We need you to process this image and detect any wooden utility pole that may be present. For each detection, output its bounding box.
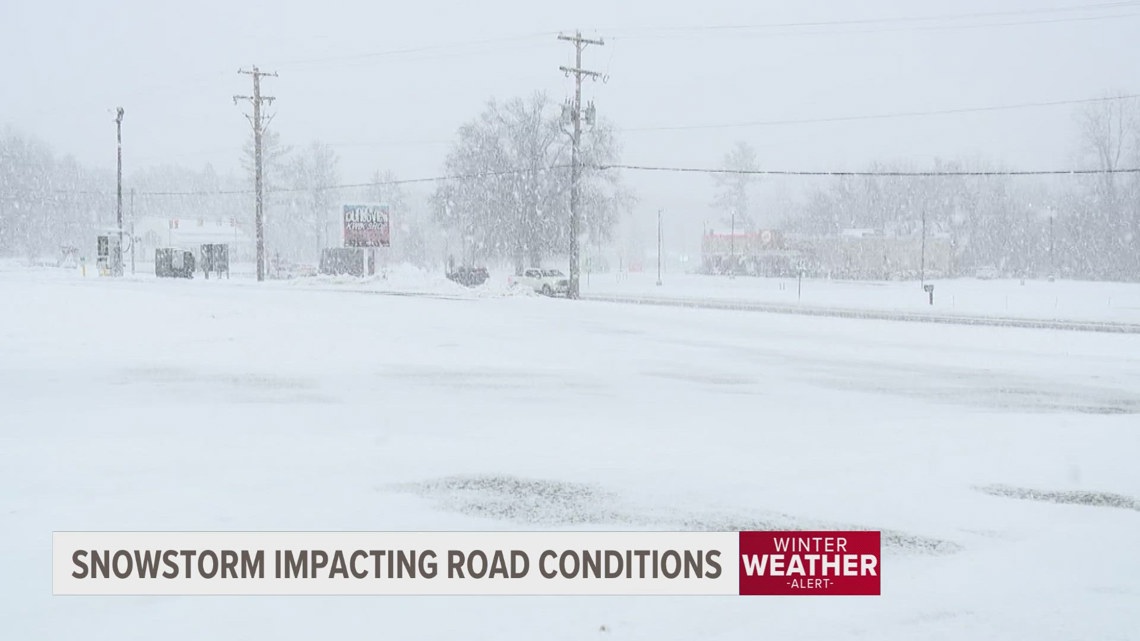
[559,31,604,299]
[235,66,277,282]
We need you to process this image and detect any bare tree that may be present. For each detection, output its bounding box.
[1075,93,1140,277]
[279,141,339,261]
[432,91,631,273]
[365,170,407,215]
[366,170,432,267]
[242,128,292,203]
[711,141,761,231]
[0,128,108,260]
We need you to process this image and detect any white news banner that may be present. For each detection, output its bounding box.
[53,531,741,596]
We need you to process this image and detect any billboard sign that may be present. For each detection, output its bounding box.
[343,204,390,248]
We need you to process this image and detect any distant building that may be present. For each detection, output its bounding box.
[788,230,953,280]
[700,229,800,276]
[132,216,254,264]
[698,227,955,280]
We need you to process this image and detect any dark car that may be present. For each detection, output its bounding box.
[447,266,490,287]
[319,248,366,277]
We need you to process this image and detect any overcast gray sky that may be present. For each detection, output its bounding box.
[2,0,1137,238]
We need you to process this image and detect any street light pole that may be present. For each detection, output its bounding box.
[115,107,124,277]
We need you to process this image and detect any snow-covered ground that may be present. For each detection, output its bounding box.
[2,266,1139,640]
[581,271,1140,325]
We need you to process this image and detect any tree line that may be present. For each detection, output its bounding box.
[2,92,1138,281]
[717,95,1140,281]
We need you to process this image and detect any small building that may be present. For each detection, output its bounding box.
[789,230,953,280]
[700,229,801,276]
[132,216,254,264]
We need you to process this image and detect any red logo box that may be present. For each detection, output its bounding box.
[738,531,880,595]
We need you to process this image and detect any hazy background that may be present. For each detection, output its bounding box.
[1,0,1137,245]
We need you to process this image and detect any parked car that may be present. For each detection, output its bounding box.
[319,248,366,277]
[509,268,570,296]
[447,265,490,287]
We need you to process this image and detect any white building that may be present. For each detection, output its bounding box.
[131,215,255,264]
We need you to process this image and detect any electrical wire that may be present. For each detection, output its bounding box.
[621,93,1140,133]
[595,163,1140,176]
[30,162,1138,201]
[269,32,559,67]
[603,0,1140,36]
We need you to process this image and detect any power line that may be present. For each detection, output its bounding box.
[605,1,1140,37]
[270,32,558,67]
[322,138,452,149]
[241,2,1140,71]
[74,165,575,198]
[122,91,1140,164]
[130,137,453,163]
[123,90,1140,165]
[313,165,575,191]
[595,163,1140,177]
[38,162,1140,202]
[622,93,1140,133]
[711,11,1140,39]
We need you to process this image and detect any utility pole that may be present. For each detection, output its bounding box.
[115,107,124,277]
[656,209,663,286]
[235,66,278,282]
[559,30,604,300]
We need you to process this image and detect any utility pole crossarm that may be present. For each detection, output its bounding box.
[238,67,278,78]
[559,66,603,80]
[558,33,605,46]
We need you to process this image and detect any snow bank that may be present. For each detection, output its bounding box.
[277,263,538,299]
[583,272,1140,324]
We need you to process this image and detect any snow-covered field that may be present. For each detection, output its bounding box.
[2,265,1139,640]
[581,271,1140,325]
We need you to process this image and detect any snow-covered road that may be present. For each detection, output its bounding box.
[2,268,1138,640]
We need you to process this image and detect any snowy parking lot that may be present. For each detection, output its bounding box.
[2,267,1139,640]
